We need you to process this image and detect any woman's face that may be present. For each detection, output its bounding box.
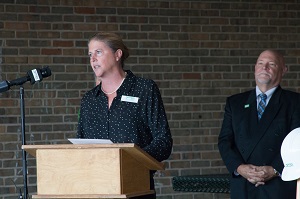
[88,39,119,78]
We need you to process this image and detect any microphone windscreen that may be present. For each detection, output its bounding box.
[41,66,52,78]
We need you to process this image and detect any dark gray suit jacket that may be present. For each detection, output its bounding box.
[218,86,300,199]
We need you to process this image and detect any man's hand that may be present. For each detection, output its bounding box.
[237,164,277,187]
[254,166,277,186]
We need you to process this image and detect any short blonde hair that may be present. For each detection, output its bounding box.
[89,32,129,68]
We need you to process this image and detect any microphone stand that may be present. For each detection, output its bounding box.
[0,67,51,199]
[20,86,28,199]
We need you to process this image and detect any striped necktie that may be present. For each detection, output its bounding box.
[258,93,267,120]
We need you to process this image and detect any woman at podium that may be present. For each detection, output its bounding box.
[77,32,173,198]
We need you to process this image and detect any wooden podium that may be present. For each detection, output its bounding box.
[23,143,164,199]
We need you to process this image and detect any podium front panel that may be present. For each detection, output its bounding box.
[36,148,122,195]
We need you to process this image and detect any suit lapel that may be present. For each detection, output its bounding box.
[242,89,257,139]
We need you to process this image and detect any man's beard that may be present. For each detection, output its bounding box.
[256,72,271,84]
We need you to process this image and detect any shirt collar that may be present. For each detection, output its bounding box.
[256,86,277,99]
[93,70,134,97]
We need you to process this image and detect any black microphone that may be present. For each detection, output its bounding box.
[0,66,51,93]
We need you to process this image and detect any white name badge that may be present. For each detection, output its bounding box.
[121,95,139,103]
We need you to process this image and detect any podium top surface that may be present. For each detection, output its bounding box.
[23,143,164,170]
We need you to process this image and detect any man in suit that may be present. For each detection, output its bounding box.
[218,49,300,199]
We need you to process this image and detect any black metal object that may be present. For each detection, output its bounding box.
[172,174,230,193]
[20,86,28,199]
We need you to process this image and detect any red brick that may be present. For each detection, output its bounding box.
[74,7,95,14]
[53,40,74,47]
[41,48,62,55]
[5,22,28,30]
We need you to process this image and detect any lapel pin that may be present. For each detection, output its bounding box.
[244,104,250,108]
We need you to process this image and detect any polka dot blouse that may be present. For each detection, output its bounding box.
[77,70,173,162]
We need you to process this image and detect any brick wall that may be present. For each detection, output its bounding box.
[0,1,300,198]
